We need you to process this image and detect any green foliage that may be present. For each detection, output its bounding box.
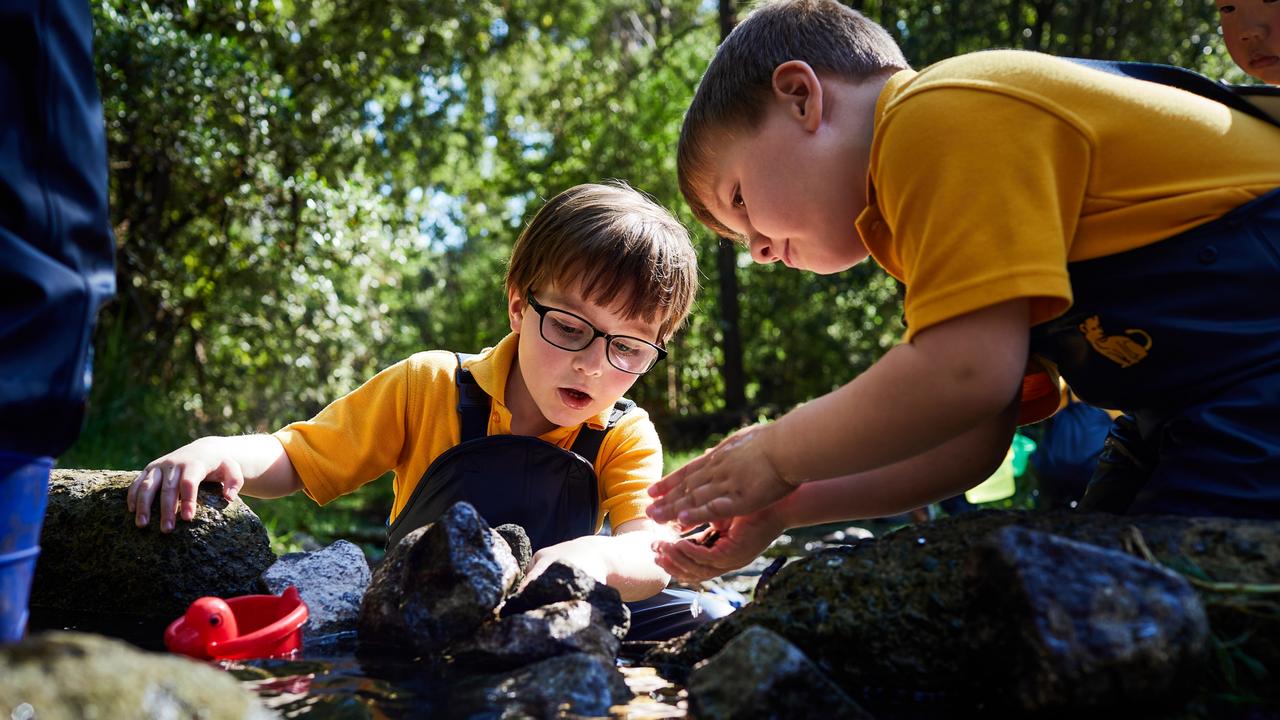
[71,0,1248,481]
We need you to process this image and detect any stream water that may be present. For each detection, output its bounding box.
[30,609,689,718]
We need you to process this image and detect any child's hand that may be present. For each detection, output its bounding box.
[518,538,610,592]
[127,437,245,533]
[651,508,788,583]
[646,423,796,527]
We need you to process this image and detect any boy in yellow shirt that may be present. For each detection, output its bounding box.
[647,0,1280,581]
[128,182,727,638]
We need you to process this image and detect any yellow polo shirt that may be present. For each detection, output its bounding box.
[858,50,1280,338]
[273,333,661,531]
[855,50,1280,422]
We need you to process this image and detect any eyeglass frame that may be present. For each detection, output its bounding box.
[525,291,668,375]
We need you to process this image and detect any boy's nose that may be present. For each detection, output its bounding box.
[572,338,607,376]
[749,234,780,264]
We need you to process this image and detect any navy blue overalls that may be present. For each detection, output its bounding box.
[1029,62,1280,518]
[385,354,734,640]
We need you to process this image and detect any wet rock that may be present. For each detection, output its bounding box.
[453,652,632,718]
[450,599,621,670]
[259,539,371,643]
[500,561,630,639]
[495,523,532,575]
[358,501,519,654]
[31,469,275,620]
[645,510,1280,710]
[688,625,873,720]
[0,631,271,719]
[969,526,1209,711]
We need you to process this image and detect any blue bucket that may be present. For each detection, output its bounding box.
[0,451,53,643]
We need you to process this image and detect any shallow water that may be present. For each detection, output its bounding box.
[29,608,688,718]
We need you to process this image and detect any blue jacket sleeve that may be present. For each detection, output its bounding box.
[0,0,116,456]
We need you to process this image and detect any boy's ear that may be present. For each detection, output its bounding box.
[508,286,525,334]
[771,60,823,133]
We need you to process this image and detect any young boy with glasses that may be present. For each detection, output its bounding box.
[127,182,726,638]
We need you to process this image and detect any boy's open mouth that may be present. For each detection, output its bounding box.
[558,387,593,409]
[1250,53,1278,70]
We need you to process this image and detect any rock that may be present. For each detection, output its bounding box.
[259,539,371,643]
[453,652,632,718]
[495,523,532,575]
[645,510,1280,710]
[0,631,271,720]
[450,599,621,670]
[358,501,519,655]
[969,527,1209,711]
[688,625,873,720]
[499,561,630,639]
[31,469,275,620]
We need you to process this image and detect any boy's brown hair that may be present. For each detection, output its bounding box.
[678,0,909,237]
[506,181,699,343]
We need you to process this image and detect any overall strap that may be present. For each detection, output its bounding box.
[454,352,490,443]
[1070,58,1280,128]
[569,398,636,467]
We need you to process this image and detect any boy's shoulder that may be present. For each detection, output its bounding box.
[397,349,466,383]
[889,49,1127,106]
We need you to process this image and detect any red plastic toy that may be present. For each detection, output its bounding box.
[164,585,309,661]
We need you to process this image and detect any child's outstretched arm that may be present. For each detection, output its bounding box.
[127,434,302,532]
[648,298,1030,527]
[652,409,1015,581]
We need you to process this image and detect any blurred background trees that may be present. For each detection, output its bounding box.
[70,0,1247,471]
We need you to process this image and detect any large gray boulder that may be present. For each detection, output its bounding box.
[969,526,1209,710]
[647,510,1279,711]
[32,469,275,620]
[358,501,519,654]
[0,631,271,720]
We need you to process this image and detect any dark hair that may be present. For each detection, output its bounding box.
[505,182,699,342]
[678,0,908,237]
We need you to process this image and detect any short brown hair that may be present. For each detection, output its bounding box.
[679,0,908,237]
[506,182,698,343]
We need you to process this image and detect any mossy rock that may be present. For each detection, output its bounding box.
[0,631,271,719]
[31,469,276,620]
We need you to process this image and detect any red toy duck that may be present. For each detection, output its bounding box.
[165,585,308,661]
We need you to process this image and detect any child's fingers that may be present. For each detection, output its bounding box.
[131,466,161,527]
[219,459,245,504]
[657,541,725,582]
[158,465,182,532]
[177,462,208,522]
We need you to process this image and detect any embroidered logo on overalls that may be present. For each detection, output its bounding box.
[1078,315,1152,368]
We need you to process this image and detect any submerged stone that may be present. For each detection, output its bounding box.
[688,625,873,720]
[450,599,621,670]
[453,651,632,717]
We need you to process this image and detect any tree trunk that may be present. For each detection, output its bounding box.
[715,0,747,415]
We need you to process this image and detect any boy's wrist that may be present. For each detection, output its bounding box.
[757,421,802,488]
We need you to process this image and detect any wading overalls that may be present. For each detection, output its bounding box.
[385,354,734,639]
[1030,61,1280,518]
